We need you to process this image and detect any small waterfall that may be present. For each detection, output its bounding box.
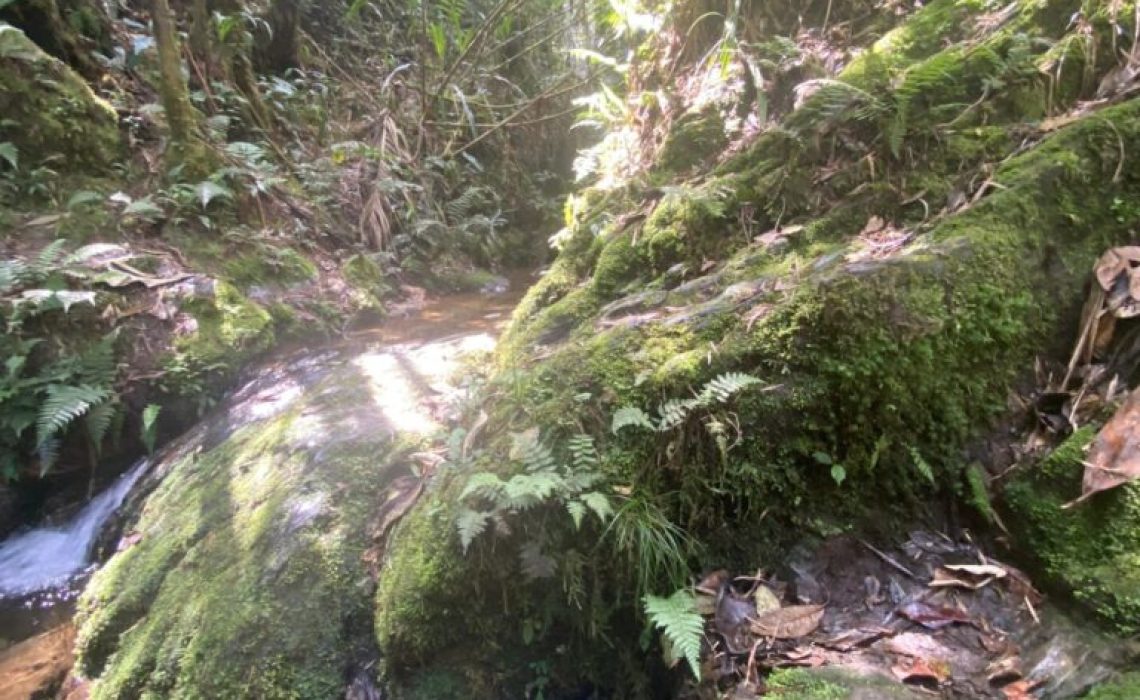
[0,459,148,598]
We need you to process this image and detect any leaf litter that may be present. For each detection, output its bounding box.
[676,531,1100,699]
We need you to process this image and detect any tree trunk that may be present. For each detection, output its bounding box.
[150,0,204,166]
[255,0,300,73]
[213,0,273,133]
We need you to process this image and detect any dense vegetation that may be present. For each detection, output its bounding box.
[5,0,1140,697]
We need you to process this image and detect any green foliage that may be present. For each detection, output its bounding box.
[140,404,161,455]
[642,589,703,678]
[455,429,611,552]
[0,242,121,478]
[613,372,765,433]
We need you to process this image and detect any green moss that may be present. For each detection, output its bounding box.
[222,248,317,288]
[1084,673,1140,699]
[0,24,120,171]
[1006,426,1140,632]
[658,106,728,172]
[766,668,913,699]
[75,365,402,698]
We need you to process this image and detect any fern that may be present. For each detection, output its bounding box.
[643,589,704,678]
[579,491,613,522]
[567,433,598,471]
[612,406,656,433]
[36,384,110,452]
[84,400,118,458]
[695,372,763,404]
[456,508,491,552]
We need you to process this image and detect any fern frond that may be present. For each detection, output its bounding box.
[508,430,558,474]
[566,500,587,529]
[695,372,763,405]
[456,508,491,552]
[579,492,613,522]
[460,472,506,500]
[36,384,110,449]
[31,240,67,278]
[503,471,563,506]
[612,406,656,434]
[657,397,698,430]
[643,589,704,678]
[84,400,118,457]
[568,433,598,472]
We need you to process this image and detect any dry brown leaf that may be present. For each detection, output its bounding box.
[750,604,824,639]
[1000,679,1037,700]
[1094,247,1140,292]
[1066,386,1140,505]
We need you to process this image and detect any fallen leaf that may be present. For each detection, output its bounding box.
[754,584,781,615]
[820,626,892,652]
[896,600,972,630]
[1094,247,1140,292]
[891,657,949,686]
[1066,386,1140,505]
[750,604,824,639]
[986,655,1022,687]
[929,563,1007,590]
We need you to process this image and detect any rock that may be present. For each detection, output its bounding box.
[0,624,74,700]
[73,348,410,698]
[0,23,120,171]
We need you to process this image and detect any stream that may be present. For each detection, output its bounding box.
[0,273,531,698]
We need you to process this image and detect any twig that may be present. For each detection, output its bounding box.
[860,539,917,579]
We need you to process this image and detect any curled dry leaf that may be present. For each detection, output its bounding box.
[750,604,824,639]
[1066,386,1140,505]
[929,563,1007,590]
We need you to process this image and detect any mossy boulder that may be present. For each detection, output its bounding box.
[0,22,120,171]
[1005,426,1140,632]
[74,354,412,698]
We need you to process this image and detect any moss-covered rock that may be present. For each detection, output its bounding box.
[0,22,120,171]
[75,355,410,698]
[1006,426,1140,632]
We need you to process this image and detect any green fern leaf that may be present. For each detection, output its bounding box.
[657,398,697,430]
[612,406,656,434]
[84,400,118,457]
[580,492,613,523]
[643,589,704,678]
[36,384,110,450]
[566,500,587,529]
[568,433,598,471]
[456,508,491,552]
[460,472,506,500]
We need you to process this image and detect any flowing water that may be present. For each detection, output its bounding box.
[0,459,148,599]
